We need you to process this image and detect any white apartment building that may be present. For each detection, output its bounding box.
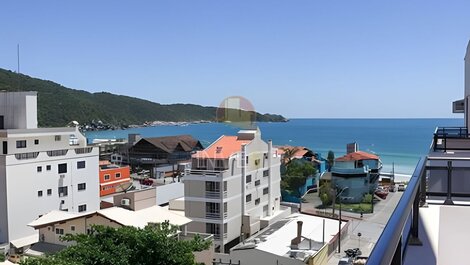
[184,129,290,252]
[0,92,99,251]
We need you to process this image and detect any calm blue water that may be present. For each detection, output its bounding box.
[85,119,462,175]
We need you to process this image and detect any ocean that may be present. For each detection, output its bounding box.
[84,118,462,176]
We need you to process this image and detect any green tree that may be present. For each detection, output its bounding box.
[21,222,211,265]
[319,182,333,206]
[282,160,317,196]
[327,150,335,172]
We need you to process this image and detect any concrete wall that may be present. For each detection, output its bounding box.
[226,248,305,265]
[113,188,156,211]
[438,205,470,265]
[184,180,206,197]
[0,92,37,130]
[185,201,206,219]
[4,146,99,243]
[156,182,184,205]
[38,214,123,246]
[0,157,8,244]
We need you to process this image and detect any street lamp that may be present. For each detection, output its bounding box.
[298,187,317,213]
[336,185,349,254]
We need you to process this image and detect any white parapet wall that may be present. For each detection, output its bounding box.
[156,182,184,205]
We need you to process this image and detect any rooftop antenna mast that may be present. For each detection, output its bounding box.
[17,44,20,74]
[17,44,21,93]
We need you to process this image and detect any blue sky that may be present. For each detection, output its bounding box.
[1,1,469,118]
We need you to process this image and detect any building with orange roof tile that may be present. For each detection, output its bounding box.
[184,129,290,253]
[330,144,382,203]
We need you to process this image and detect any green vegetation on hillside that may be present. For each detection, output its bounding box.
[0,68,287,127]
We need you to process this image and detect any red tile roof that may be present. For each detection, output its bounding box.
[336,151,379,162]
[193,136,251,159]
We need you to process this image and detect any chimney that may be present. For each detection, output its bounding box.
[291,221,303,247]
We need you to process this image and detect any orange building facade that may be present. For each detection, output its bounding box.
[99,161,132,197]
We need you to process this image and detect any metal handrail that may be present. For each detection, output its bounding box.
[367,158,425,265]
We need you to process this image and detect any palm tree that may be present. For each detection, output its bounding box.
[282,146,300,167]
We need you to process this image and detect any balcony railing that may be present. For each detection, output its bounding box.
[433,127,470,152]
[213,233,228,240]
[367,158,425,265]
[367,156,470,265]
[187,169,227,178]
[205,191,228,199]
[205,211,228,219]
[205,212,221,219]
[205,191,220,198]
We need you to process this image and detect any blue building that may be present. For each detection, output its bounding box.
[331,151,382,203]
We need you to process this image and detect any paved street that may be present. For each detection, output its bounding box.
[300,191,403,265]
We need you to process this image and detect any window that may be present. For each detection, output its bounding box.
[71,226,75,232]
[115,173,121,178]
[37,190,43,197]
[58,163,67,174]
[34,139,39,145]
[104,174,110,181]
[215,159,225,169]
[246,175,252,184]
[255,180,260,186]
[78,204,87,212]
[206,223,220,235]
[77,161,86,169]
[47,189,52,196]
[46,165,51,171]
[37,166,42,172]
[255,198,261,205]
[246,156,249,164]
[16,140,26,148]
[55,228,64,235]
[78,183,86,191]
[263,187,269,195]
[55,135,61,141]
[2,141,7,154]
[197,159,207,169]
[205,181,220,192]
[206,202,220,215]
[246,194,252,203]
[263,170,269,177]
[58,186,68,197]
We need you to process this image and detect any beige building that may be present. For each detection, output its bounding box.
[184,129,290,252]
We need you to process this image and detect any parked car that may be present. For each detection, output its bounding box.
[139,178,153,186]
[398,184,406,191]
[375,188,388,199]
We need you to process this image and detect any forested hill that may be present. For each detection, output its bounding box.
[0,68,287,127]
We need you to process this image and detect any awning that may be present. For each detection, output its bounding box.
[10,234,38,248]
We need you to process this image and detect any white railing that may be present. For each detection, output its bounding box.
[205,212,221,219]
[205,191,220,198]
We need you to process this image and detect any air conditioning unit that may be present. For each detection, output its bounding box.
[121,198,130,206]
[59,193,64,198]
[59,174,65,178]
